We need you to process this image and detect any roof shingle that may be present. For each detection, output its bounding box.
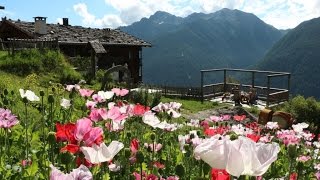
[4,20,151,47]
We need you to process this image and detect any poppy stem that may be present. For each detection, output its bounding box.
[140,163,143,180]
[24,102,29,161]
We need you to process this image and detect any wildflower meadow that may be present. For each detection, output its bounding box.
[0,83,319,180]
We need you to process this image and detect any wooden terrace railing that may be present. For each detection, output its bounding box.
[200,68,291,107]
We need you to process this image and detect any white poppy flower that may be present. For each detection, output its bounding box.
[194,136,280,177]
[60,98,71,109]
[80,141,124,164]
[97,91,114,100]
[19,89,40,102]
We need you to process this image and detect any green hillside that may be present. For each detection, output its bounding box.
[256,17,320,98]
[0,49,82,90]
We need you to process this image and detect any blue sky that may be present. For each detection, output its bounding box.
[1,0,320,29]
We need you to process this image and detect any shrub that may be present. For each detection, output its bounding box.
[281,95,320,132]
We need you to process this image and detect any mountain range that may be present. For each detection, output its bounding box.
[120,8,284,86]
[120,8,320,98]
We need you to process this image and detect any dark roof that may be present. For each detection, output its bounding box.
[2,19,151,47]
[89,41,107,54]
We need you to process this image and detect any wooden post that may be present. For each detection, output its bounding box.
[201,71,204,103]
[223,69,227,93]
[12,38,15,56]
[251,71,255,88]
[287,74,291,93]
[266,76,271,107]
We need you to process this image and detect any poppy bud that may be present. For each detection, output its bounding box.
[39,90,45,97]
[48,94,54,103]
[22,97,28,104]
[3,98,8,105]
[47,131,56,144]
[150,133,156,141]
[4,89,8,96]
[136,151,144,164]
[60,152,74,165]
[288,145,297,159]
[175,164,185,177]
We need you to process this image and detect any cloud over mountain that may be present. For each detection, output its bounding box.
[73,0,320,29]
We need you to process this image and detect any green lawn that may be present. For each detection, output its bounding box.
[160,97,230,115]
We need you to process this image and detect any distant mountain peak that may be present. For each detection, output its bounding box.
[149,11,181,24]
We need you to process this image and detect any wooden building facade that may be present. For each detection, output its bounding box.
[0,17,151,84]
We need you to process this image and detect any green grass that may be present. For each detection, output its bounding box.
[161,97,230,115]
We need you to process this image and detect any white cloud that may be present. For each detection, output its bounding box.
[73,3,96,25]
[73,3,124,28]
[73,0,320,29]
[56,18,63,24]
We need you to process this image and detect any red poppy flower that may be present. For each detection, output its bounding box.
[204,127,227,136]
[133,104,150,116]
[246,134,261,142]
[290,172,298,180]
[60,144,80,154]
[233,115,246,121]
[55,122,77,144]
[152,161,165,169]
[211,168,230,180]
[130,138,139,154]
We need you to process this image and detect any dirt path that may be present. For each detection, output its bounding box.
[182,106,258,120]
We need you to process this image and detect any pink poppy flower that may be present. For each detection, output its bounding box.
[221,115,231,121]
[315,171,320,180]
[21,159,32,167]
[164,176,179,180]
[0,108,19,129]
[79,89,94,97]
[296,155,311,162]
[107,106,128,122]
[75,118,92,141]
[50,164,93,180]
[112,88,129,97]
[86,100,97,109]
[146,174,158,180]
[92,94,103,103]
[89,108,108,122]
[265,122,279,129]
[82,127,103,146]
[65,84,80,92]
[210,115,222,122]
[144,143,162,152]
